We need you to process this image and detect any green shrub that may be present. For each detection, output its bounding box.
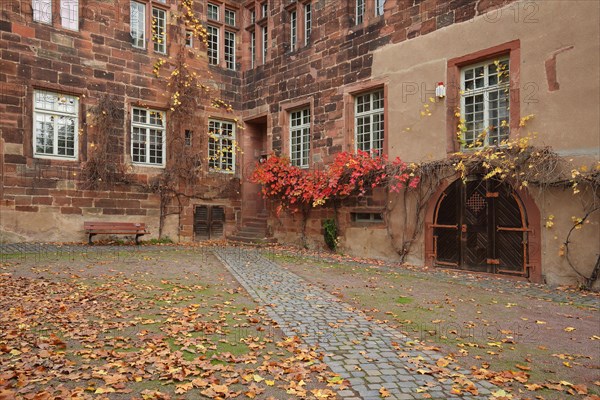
[322,219,338,251]
[145,236,174,245]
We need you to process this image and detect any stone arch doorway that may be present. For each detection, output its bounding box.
[425,176,542,282]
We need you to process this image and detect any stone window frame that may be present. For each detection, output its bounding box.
[285,1,312,53]
[224,30,236,70]
[244,1,269,70]
[304,2,312,46]
[151,6,168,54]
[446,40,521,154]
[279,97,314,169]
[354,89,385,155]
[249,28,256,69]
[130,1,147,49]
[207,25,220,65]
[343,80,388,156]
[289,108,311,168]
[225,8,236,26]
[354,0,386,26]
[31,0,79,31]
[207,118,236,174]
[185,30,194,47]
[207,2,220,21]
[130,106,167,168]
[351,211,384,224]
[289,7,297,52]
[129,0,170,54]
[206,1,240,70]
[32,89,80,161]
[460,57,511,149]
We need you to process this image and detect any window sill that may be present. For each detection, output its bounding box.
[33,154,78,162]
[208,170,235,175]
[457,143,510,153]
[131,163,165,169]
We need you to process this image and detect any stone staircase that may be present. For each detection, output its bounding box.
[227,210,277,244]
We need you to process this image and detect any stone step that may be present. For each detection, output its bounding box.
[242,221,267,229]
[227,235,277,244]
[237,227,267,236]
[244,217,268,224]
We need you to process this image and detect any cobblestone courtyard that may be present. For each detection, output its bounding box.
[1,243,599,399]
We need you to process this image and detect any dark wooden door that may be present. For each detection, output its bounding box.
[434,178,528,276]
[433,182,460,266]
[461,179,490,271]
[194,205,225,240]
[493,180,527,274]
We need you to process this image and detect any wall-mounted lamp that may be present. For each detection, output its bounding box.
[435,82,446,98]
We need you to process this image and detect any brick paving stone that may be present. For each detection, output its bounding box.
[214,247,495,399]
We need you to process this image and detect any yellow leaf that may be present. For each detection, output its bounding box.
[564,327,576,332]
[436,358,450,367]
[379,386,391,397]
[492,389,511,398]
[524,383,543,391]
[253,374,264,383]
[94,387,115,394]
[535,320,546,324]
[265,380,275,386]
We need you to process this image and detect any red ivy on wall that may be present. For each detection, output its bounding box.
[251,150,420,211]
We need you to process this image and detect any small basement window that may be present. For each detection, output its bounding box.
[352,212,383,223]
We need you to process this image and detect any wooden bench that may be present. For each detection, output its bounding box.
[84,222,149,245]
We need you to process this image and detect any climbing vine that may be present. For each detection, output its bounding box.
[81,94,129,189]
[145,0,243,239]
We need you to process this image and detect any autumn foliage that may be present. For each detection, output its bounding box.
[251,151,420,210]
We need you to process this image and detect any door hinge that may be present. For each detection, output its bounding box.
[486,192,499,198]
[487,258,500,265]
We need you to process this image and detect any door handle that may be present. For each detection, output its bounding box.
[461,224,467,233]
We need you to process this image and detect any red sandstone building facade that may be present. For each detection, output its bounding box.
[1,1,599,287]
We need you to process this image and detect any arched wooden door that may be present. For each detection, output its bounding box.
[432,177,529,276]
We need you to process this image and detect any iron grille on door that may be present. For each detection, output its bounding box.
[194,205,225,240]
[433,178,529,276]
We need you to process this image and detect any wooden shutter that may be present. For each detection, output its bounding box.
[194,205,225,240]
[210,206,225,238]
[194,205,210,240]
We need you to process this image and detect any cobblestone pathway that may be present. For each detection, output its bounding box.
[214,247,498,400]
